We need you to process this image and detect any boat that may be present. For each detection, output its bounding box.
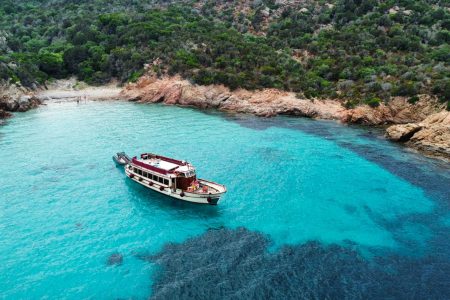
[113,152,131,166]
[117,152,226,205]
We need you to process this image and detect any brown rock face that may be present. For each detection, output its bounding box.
[386,110,450,160]
[121,75,347,120]
[342,97,442,125]
[386,124,422,142]
[122,75,442,126]
[407,111,450,159]
[0,94,42,113]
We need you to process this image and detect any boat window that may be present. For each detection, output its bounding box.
[133,167,137,173]
[158,177,163,183]
[163,179,169,185]
[143,171,147,178]
[137,169,142,175]
[153,174,157,181]
[184,171,195,177]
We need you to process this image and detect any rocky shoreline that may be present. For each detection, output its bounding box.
[1,76,448,161]
[121,76,346,119]
[121,75,444,125]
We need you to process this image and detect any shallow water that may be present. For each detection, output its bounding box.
[0,101,449,299]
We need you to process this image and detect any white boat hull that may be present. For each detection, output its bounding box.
[125,168,224,205]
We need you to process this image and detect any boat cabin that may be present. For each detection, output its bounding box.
[128,153,197,191]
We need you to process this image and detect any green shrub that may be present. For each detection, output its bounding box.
[396,81,419,97]
[128,70,144,83]
[365,96,381,108]
[344,100,357,109]
[408,95,420,104]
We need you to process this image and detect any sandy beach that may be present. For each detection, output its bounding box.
[36,85,122,101]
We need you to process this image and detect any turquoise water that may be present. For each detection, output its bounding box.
[0,101,449,299]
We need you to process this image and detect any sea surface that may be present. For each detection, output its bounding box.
[0,101,449,299]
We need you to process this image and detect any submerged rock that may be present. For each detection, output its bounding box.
[143,227,450,300]
[0,109,11,119]
[107,253,123,266]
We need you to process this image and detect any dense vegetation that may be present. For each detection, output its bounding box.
[0,0,449,107]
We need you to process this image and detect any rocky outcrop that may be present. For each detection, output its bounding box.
[386,110,450,160]
[18,95,42,112]
[0,82,43,119]
[386,123,422,142]
[0,95,42,112]
[0,94,42,116]
[341,96,442,125]
[121,75,347,120]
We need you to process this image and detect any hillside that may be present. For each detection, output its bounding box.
[0,0,449,107]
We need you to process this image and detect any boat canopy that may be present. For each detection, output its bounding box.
[131,154,195,176]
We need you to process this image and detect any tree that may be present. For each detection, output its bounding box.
[38,51,64,77]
